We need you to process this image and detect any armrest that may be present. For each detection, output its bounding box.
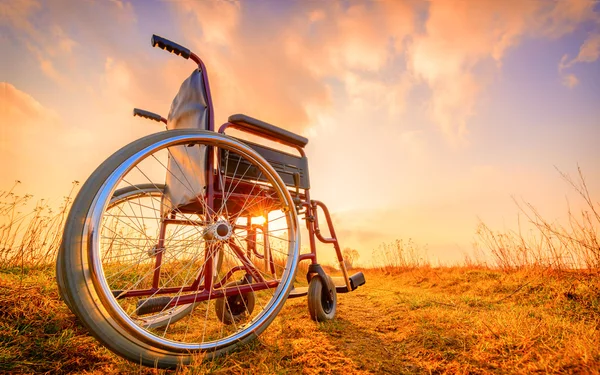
[227,114,308,148]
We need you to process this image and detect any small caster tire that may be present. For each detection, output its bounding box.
[308,274,337,322]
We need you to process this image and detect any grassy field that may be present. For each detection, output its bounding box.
[2,265,599,374]
[1,169,598,373]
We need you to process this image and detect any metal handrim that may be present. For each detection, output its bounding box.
[85,132,299,351]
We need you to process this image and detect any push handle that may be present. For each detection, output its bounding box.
[133,108,167,124]
[151,34,191,59]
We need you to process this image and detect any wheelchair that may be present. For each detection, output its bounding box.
[56,35,365,368]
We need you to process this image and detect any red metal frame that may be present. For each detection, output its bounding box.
[121,41,352,306]
[216,124,352,292]
[189,52,215,132]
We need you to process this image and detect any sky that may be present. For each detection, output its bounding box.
[1,0,599,266]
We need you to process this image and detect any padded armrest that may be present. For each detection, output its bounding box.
[227,114,308,148]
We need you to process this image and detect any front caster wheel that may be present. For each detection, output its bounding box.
[307,275,337,322]
[215,280,256,325]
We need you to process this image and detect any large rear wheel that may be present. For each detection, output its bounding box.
[58,130,299,368]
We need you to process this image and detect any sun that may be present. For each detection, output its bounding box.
[252,215,266,225]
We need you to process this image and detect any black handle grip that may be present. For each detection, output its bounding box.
[133,108,165,123]
[151,35,191,59]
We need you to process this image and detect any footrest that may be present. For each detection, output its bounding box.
[349,272,366,290]
[332,272,366,293]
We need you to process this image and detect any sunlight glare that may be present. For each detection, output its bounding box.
[252,216,266,225]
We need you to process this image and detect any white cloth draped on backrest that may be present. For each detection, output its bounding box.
[161,69,209,216]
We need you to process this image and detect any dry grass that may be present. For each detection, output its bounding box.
[1,167,599,373]
[1,266,599,374]
[475,166,599,272]
[0,181,78,269]
[371,238,429,272]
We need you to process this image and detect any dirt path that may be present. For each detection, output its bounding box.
[251,269,600,374]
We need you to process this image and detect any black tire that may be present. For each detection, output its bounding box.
[307,275,337,322]
[58,130,299,368]
[215,280,256,325]
[56,251,74,311]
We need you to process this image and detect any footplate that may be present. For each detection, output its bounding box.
[349,272,366,290]
[331,272,366,293]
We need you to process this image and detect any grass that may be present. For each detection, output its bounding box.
[475,166,599,272]
[1,166,599,373]
[0,181,77,268]
[1,266,599,374]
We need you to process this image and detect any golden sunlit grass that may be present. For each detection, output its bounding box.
[1,167,599,373]
[2,266,598,374]
[0,181,78,269]
[474,166,599,272]
[371,238,429,272]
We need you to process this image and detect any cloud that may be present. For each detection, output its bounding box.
[1,0,137,86]
[1,82,112,198]
[172,1,416,132]
[562,73,580,88]
[181,0,240,46]
[0,0,40,37]
[1,1,200,196]
[559,32,600,87]
[1,82,59,126]
[172,0,598,143]
[408,0,600,142]
[408,1,528,142]
[558,31,600,87]
[6,0,596,142]
[4,0,599,150]
[104,57,132,95]
[533,0,598,38]
[574,33,600,63]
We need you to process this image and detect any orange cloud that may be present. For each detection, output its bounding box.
[172,1,416,133]
[172,0,598,143]
[4,0,597,147]
[533,0,598,38]
[562,73,580,88]
[408,0,599,142]
[573,33,600,63]
[1,82,59,125]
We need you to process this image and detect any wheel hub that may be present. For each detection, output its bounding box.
[204,220,232,241]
